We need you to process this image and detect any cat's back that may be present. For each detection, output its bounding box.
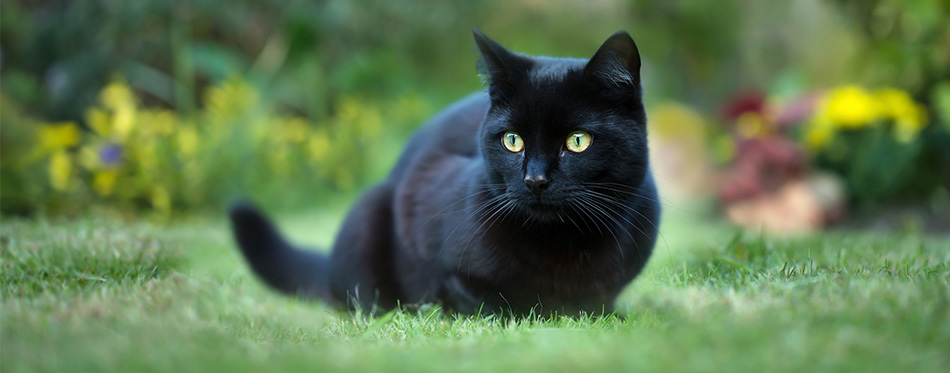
[387,92,490,179]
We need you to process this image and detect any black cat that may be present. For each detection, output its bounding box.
[230,29,660,316]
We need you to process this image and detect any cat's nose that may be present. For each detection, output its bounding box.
[523,175,550,196]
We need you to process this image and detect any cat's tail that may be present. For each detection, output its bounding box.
[228,202,332,302]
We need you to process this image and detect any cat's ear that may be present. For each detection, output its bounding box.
[584,31,641,92]
[472,28,527,93]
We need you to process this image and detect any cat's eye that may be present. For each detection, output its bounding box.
[502,131,524,153]
[566,131,592,153]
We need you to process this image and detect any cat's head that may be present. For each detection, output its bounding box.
[474,29,649,221]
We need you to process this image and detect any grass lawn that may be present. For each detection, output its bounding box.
[2,205,948,372]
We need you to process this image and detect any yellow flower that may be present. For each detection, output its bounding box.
[392,94,430,122]
[93,170,118,196]
[150,110,177,136]
[894,113,928,143]
[38,122,82,150]
[100,80,136,112]
[177,126,199,157]
[49,150,72,191]
[646,102,706,139]
[281,118,311,144]
[99,80,138,140]
[805,119,835,152]
[735,112,766,138]
[135,143,158,170]
[876,88,928,142]
[151,186,171,212]
[78,146,101,170]
[85,108,111,136]
[823,85,880,129]
[336,97,382,137]
[307,129,332,163]
[205,77,259,121]
[112,104,136,140]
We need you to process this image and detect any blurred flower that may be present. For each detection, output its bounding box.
[39,122,81,150]
[135,143,158,170]
[151,186,171,212]
[100,80,136,111]
[93,170,118,196]
[722,92,765,120]
[140,109,177,136]
[85,108,111,136]
[804,120,835,152]
[337,96,382,137]
[176,126,199,157]
[823,85,879,128]
[876,88,928,142]
[78,146,101,170]
[99,144,123,166]
[307,129,332,163]
[392,94,431,123]
[280,118,311,144]
[773,94,820,128]
[719,136,806,204]
[205,77,259,122]
[647,101,716,197]
[99,80,138,140]
[48,150,72,191]
[735,112,767,138]
[648,102,706,139]
[17,72,409,215]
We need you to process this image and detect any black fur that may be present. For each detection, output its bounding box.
[230,29,660,316]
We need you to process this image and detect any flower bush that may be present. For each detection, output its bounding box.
[805,85,934,205]
[704,82,947,231]
[1,77,431,217]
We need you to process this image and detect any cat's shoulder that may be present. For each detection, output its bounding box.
[387,91,490,178]
[410,92,489,152]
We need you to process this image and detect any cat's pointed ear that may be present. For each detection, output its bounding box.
[584,31,641,92]
[473,28,526,91]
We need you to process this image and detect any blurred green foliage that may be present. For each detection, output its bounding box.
[1,0,948,215]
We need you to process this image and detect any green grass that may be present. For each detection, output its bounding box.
[2,207,949,372]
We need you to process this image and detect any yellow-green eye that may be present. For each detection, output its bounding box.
[566,131,592,153]
[502,131,524,153]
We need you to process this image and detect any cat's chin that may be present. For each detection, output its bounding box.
[519,200,577,222]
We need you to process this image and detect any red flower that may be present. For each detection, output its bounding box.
[722,91,766,120]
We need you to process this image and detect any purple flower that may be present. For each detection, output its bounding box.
[99,144,123,166]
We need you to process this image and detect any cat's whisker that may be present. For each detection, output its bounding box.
[581,194,636,243]
[581,182,684,212]
[582,188,664,243]
[583,189,656,234]
[570,200,602,235]
[438,192,508,260]
[562,201,586,233]
[457,199,514,274]
[583,188,671,261]
[412,187,501,236]
[453,199,506,271]
[575,195,624,261]
[580,191,645,258]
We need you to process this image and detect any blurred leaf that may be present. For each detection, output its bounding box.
[191,43,248,82]
[932,82,950,131]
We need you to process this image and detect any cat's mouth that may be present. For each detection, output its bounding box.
[520,200,576,221]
